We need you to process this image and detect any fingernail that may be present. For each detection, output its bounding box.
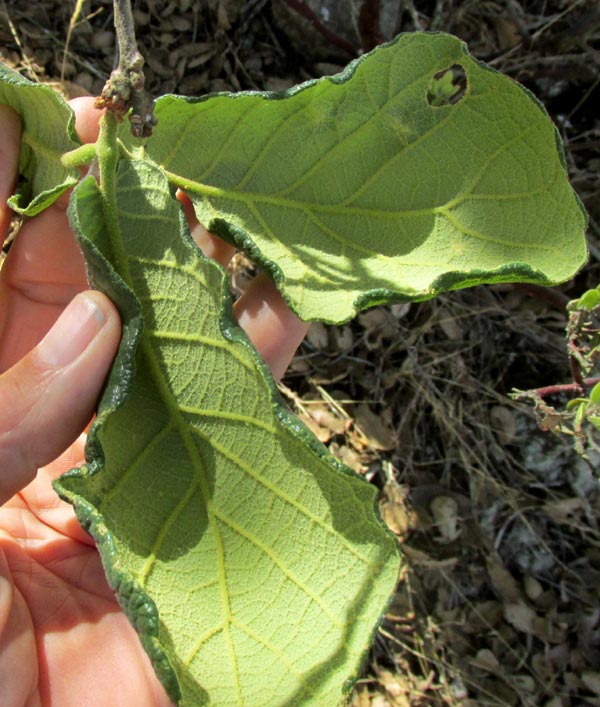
[37,294,107,367]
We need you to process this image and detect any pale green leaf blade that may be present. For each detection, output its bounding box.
[135,32,587,323]
[0,63,80,214]
[55,158,399,707]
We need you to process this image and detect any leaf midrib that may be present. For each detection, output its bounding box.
[138,334,245,706]
[164,142,558,223]
[23,130,68,164]
[100,152,245,700]
[165,169,437,218]
[165,169,558,255]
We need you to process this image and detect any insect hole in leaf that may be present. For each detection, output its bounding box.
[427,64,468,107]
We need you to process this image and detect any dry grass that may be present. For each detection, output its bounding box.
[1,1,599,705]
[309,288,600,706]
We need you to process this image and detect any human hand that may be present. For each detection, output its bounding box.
[0,98,309,706]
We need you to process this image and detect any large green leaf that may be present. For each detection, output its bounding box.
[55,154,399,707]
[0,63,79,214]
[132,32,587,323]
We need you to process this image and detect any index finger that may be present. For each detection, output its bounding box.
[69,96,103,145]
[0,105,21,242]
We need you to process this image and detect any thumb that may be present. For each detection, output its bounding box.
[0,291,120,504]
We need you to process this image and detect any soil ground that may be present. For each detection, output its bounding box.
[1,1,600,706]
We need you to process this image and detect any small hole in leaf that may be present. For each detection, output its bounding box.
[427,65,467,107]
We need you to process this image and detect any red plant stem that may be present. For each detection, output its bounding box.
[284,0,359,57]
[513,283,570,311]
[359,0,383,51]
[522,376,600,399]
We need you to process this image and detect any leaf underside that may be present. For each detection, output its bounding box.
[0,63,79,215]
[55,159,399,707]
[124,32,587,323]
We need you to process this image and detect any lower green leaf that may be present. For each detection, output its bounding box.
[55,158,399,707]
[0,62,79,215]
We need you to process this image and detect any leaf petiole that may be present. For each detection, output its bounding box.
[60,142,96,168]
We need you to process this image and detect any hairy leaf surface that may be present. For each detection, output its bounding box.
[134,32,587,323]
[0,63,79,214]
[55,157,399,707]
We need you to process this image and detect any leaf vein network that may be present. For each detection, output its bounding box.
[196,100,265,184]
[179,403,277,433]
[183,624,225,668]
[118,207,179,225]
[149,329,256,370]
[137,475,200,587]
[160,99,226,170]
[269,69,433,200]
[98,423,174,510]
[339,97,466,207]
[440,208,557,251]
[214,508,344,627]
[231,617,321,699]
[232,98,315,192]
[187,424,372,564]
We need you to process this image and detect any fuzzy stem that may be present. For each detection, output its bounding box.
[96,112,130,280]
[95,0,156,137]
[61,143,96,168]
[113,0,142,70]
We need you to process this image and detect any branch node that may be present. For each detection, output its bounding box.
[95,0,156,138]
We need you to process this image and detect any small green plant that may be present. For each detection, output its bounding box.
[0,6,587,706]
[513,285,600,458]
